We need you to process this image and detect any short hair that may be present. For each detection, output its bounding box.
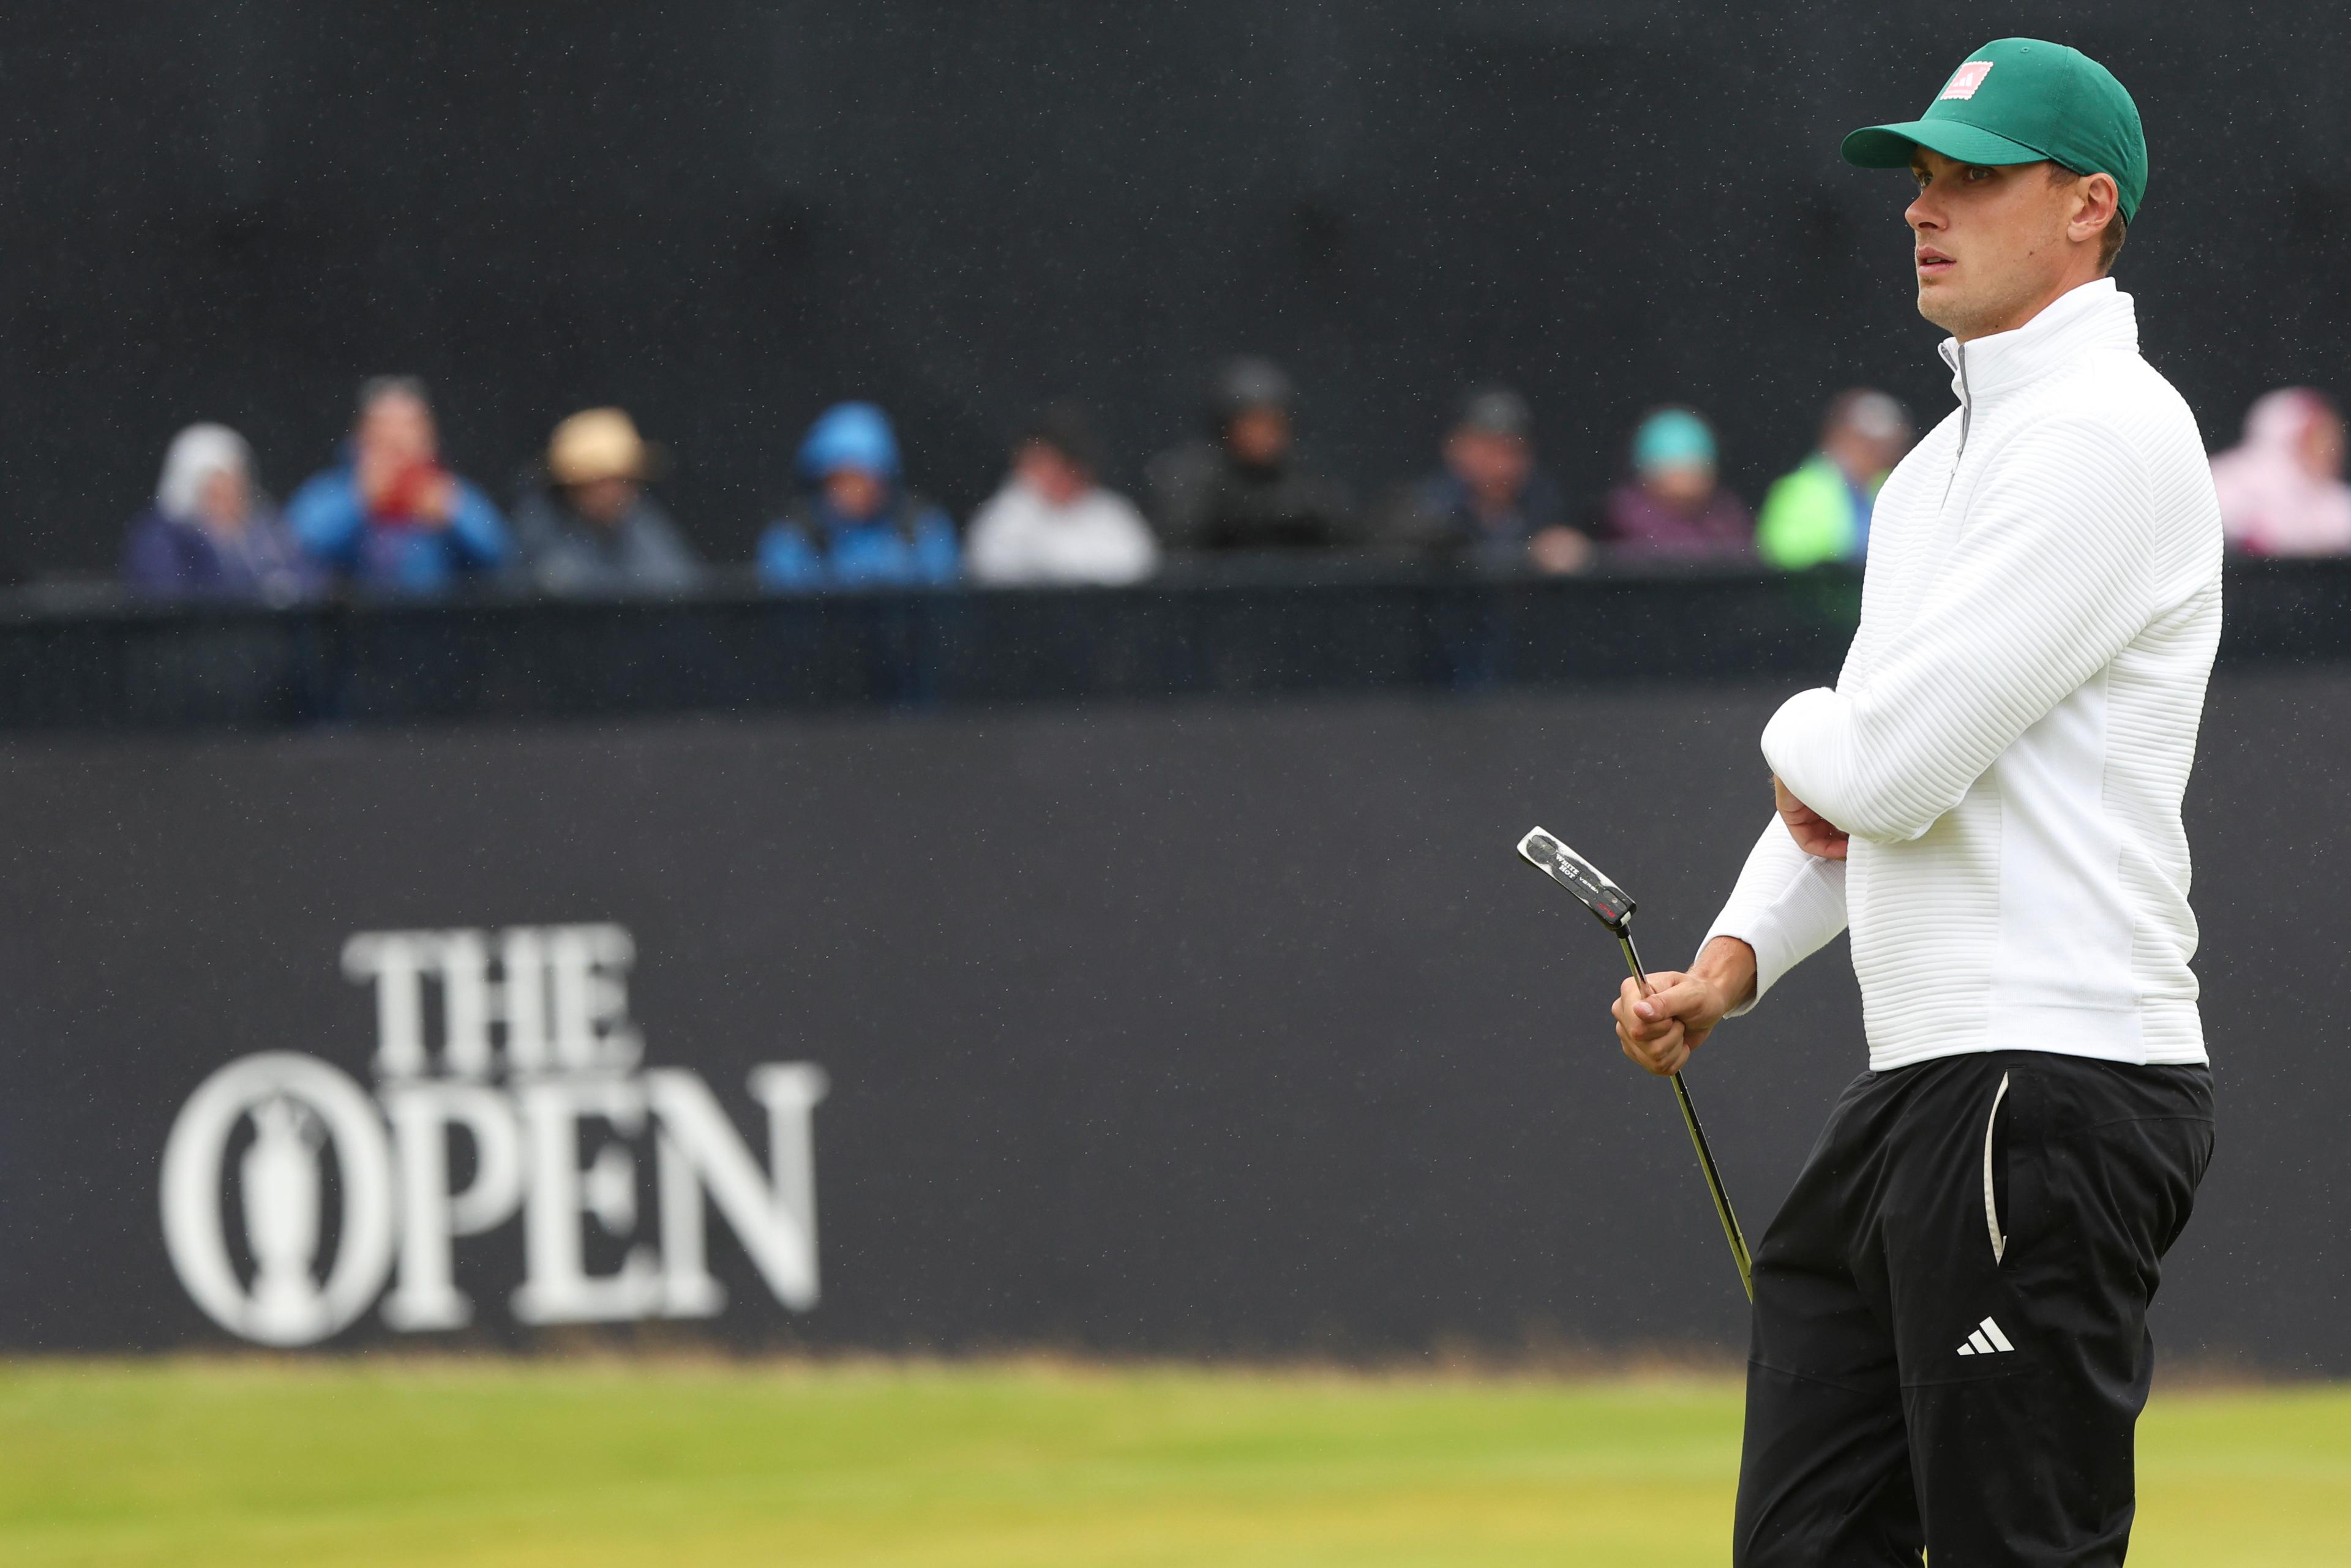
[1209,357,1295,429]
[1453,386,1532,441]
[1022,400,1108,476]
[356,374,430,424]
[2046,163,2127,274]
[1823,388,1909,445]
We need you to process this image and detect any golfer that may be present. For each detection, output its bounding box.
[1613,39,2219,1566]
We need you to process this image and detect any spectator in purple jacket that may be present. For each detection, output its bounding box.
[1599,407,1755,560]
[121,424,317,602]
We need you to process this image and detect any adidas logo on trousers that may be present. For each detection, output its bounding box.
[1956,1316,2014,1356]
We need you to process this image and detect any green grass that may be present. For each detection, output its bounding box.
[0,1360,2342,1566]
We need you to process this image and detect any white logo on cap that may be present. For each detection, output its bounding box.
[1941,62,1995,100]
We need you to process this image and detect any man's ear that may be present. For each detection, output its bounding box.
[2072,172,2120,241]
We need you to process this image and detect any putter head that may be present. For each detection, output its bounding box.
[1516,827,1637,935]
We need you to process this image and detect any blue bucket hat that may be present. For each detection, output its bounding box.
[797,402,902,482]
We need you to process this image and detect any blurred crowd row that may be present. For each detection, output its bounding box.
[120,363,2351,604]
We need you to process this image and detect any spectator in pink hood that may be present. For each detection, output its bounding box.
[2210,388,2351,556]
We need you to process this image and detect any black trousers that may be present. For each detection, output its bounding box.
[1733,1050,2214,1567]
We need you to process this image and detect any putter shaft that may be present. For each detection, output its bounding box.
[1621,930,1757,1304]
[1515,827,1755,1304]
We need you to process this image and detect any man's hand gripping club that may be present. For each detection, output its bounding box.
[1613,935,1757,1076]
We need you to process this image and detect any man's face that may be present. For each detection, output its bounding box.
[1641,462,1715,510]
[1224,407,1291,468]
[571,476,639,528]
[1905,149,2108,341]
[2304,410,2347,482]
[1823,423,1908,484]
[359,391,437,468]
[197,466,250,535]
[1014,441,1091,508]
[823,467,889,520]
[1445,429,1533,505]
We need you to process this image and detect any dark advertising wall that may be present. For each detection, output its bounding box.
[0,673,2342,1370]
[4,2,2350,575]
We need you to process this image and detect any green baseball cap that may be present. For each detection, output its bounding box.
[1842,38,2147,222]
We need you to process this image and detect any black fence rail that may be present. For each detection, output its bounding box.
[0,560,2343,732]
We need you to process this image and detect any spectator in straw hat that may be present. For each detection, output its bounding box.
[512,407,702,595]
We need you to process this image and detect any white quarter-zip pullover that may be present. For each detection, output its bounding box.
[1706,280,2222,1070]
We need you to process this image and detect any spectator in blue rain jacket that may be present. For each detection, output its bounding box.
[288,377,510,593]
[757,402,959,590]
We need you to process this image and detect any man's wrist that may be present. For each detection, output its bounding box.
[1693,936,1759,1011]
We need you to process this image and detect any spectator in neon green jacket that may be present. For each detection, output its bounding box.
[1757,389,1913,569]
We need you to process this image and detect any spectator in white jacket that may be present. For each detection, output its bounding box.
[966,404,1160,587]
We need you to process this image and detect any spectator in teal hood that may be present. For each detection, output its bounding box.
[1597,407,1754,560]
[757,402,959,590]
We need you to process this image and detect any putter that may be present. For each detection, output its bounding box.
[1515,827,1755,1302]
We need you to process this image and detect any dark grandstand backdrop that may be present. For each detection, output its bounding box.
[0,674,2342,1370]
[0,2,2342,577]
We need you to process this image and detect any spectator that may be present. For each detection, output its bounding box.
[121,423,315,602]
[757,402,959,589]
[2209,388,2351,556]
[1377,386,1591,574]
[1756,389,1914,569]
[1146,357,1351,552]
[512,408,702,595]
[288,377,510,593]
[1599,407,1753,560]
[966,403,1159,587]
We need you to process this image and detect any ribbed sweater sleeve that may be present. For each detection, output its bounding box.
[1762,417,2153,844]
[1703,816,1848,1016]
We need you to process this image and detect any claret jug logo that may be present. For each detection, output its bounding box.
[160,924,828,1347]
